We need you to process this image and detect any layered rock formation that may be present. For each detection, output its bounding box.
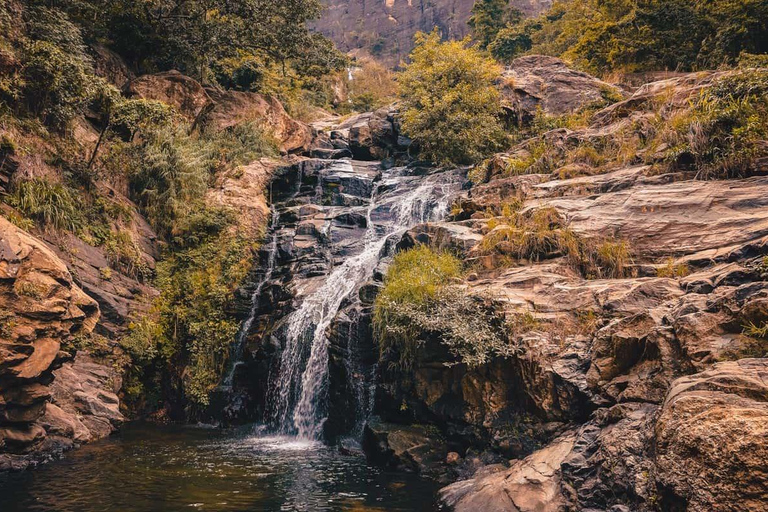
[314,0,551,64]
[0,217,123,471]
[357,57,768,511]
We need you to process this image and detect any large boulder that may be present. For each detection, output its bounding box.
[439,434,576,512]
[501,55,623,122]
[90,44,134,89]
[125,70,213,120]
[202,88,312,154]
[654,359,768,512]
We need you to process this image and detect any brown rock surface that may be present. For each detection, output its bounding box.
[203,89,312,154]
[369,64,768,511]
[0,217,123,471]
[501,56,624,121]
[440,435,575,512]
[654,359,768,511]
[126,70,213,120]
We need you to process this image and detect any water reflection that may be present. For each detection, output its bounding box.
[0,424,439,512]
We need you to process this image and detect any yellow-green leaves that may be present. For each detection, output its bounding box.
[398,31,507,165]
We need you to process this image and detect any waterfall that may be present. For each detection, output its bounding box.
[222,206,280,388]
[267,163,461,440]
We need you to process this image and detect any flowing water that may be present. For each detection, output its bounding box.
[267,162,462,439]
[222,205,280,388]
[0,161,463,512]
[0,423,440,512]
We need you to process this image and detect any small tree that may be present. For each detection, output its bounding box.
[468,0,522,50]
[398,30,506,165]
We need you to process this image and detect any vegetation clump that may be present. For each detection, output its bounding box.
[398,30,507,165]
[479,206,635,279]
[374,245,516,369]
[486,0,768,74]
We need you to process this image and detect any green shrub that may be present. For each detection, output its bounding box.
[128,230,253,407]
[489,0,768,74]
[102,230,152,280]
[374,245,515,369]
[669,70,768,178]
[398,30,507,165]
[20,40,93,130]
[7,178,83,231]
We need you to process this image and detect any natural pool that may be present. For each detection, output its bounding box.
[0,423,440,512]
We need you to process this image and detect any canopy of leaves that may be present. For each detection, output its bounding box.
[468,0,522,50]
[489,0,768,74]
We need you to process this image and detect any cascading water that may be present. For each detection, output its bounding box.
[267,161,463,440]
[222,206,280,388]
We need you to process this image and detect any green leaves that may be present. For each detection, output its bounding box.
[399,31,506,165]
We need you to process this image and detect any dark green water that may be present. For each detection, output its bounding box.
[0,424,440,512]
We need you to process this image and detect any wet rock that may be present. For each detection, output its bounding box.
[362,419,449,477]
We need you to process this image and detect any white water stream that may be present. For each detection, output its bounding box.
[268,162,460,439]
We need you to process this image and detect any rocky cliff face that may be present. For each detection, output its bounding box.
[313,0,551,64]
[359,57,768,511]
[0,217,124,471]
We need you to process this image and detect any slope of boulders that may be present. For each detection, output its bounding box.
[364,56,768,511]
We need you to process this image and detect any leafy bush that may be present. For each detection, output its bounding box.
[374,245,515,368]
[345,59,397,113]
[398,30,507,165]
[20,40,93,129]
[489,0,768,74]
[123,230,253,407]
[468,0,522,50]
[125,121,276,239]
[663,70,768,178]
[7,178,83,231]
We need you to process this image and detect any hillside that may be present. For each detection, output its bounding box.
[313,0,551,64]
[1,1,767,511]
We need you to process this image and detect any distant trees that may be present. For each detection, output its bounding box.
[398,31,506,165]
[43,0,346,84]
[468,0,522,50]
[483,0,768,73]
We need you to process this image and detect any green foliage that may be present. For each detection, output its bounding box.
[490,0,768,74]
[102,230,152,280]
[399,31,507,165]
[20,40,93,130]
[123,230,253,407]
[374,246,516,368]
[468,0,522,50]
[489,25,532,63]
[123,122,275,238]
[110,99,174,141]
[53,0,344,85]
[7,178,83,231]
[344,59,397,114]
[667,69,768,178]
